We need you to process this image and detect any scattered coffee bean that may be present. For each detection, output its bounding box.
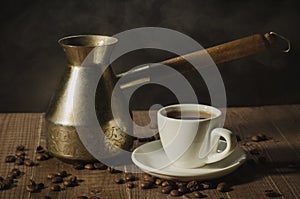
[84,163,95,170]
[57,170,68,178]
[36,153,47,161]
[50,184,61,191]
[15,158,24,165]
[76,196,89,199]
[251,134,267,142]
[176,182,187,187]
[142,173,152,179]
[26,184,37,193]
[114,177,124,184]
[51,176,63,183]
[73,163,85,170]
[107,167,120,173]
[125,173,135,182]
[7,172,17,179]
[201,182,213,189]
[155,178,163,185]
[144,175,156,183]
[187,180,201,192]
[16,145,25,151]
[162,180,176,187]
[15,150,26,157]
[126,181,134,189]
[265,191,282,197]
[41,196,51,199]
[161,185,174,194]
[170,189,182,197]
[37,183,44,189]
[64,176,78,187]
[178,186,189,194]
[43,151,53,159]
[47,173,57,180]
[217,182,228,192]
[36,145,45,153]
[5,155,16,163]
[194,191,207,198]
[94,162,107,170]
[140,181,152,189]
[24,159,35,167]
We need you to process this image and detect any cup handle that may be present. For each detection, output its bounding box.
[205,128,237,164]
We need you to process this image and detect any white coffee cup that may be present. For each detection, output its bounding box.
[157,104,237,168]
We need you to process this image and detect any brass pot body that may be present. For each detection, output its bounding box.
[45,35,134,162]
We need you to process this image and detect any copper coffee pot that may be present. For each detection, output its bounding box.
[45,32,290,162]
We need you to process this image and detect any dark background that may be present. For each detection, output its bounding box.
[0,0,299,112]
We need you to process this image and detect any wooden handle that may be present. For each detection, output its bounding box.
[161,33,276,74]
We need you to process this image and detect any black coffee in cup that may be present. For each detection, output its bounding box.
[166,110,213,120]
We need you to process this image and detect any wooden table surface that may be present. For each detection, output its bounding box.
[0,105,299,199]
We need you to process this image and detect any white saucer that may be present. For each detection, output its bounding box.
[132,140,246,181]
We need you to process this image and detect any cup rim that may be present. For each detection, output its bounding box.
[158,104,222,122]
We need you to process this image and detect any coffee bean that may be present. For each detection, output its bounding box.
[41,196,51,199]
[11,168,21,177]
[50,184,61,191]
[114,177,124,184]
[155,178,163,185]
[84,163,95,170]
[176,182,187,187]
[57,170,68,178]
[26,184,37,193]
[15,158,24,165]
[142,173,152,179]
[36,153,47,161]
[201,182,213,189]
[94,162,107,170]
[125,173,135,182]
[47,173,57,179]
[161,185,174,194]
[217,182,228,192]
[69,176,77,182]
[15,151,26,157]
[265,191,282,197]
[43,151,53,159]
[162,180,176,187]
[107,167,120,173]
[170,190,182,196]
[178,186,189,194]
[51,176,63,183]
[257,133,267,140]
[194,191,207,198]
[187,180,202,192]
[73,163,85,170]
[76,196,88,199]
[16,145,25,151]
[144,175,156,183]
[126,182,134,189]
[7,172,18,179]
[63,180,76,187]
[36,145,45,153]
[37,183,44,189]
[5,155,16,163]
[251,135,261,142]
[24,159,35,167]
[140,181,152,189]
